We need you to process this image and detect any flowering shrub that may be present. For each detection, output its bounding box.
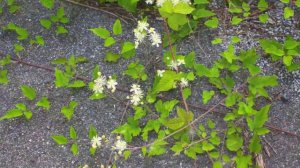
[1,0,300,168]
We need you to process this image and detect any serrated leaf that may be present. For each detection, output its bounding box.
[39,0,54,9]
[204,17,219,28]
[68,80,86,88]
[284,7,294,19]
[90,27,110,39]
[0,109,23,121]
[182,88,191,99]
[213,161,223,168]
[70,126,77,140]
[0,70,9,85]
[61,101,78,120]
[226,134,243,151]
[212,38,222,45]
[113,19,122,35]
[105,52,120,63]
[249,134,261,153]
[21,85,36,100]
[54,68,70,88]
[24,111,32,120]
[202,90,215,104]
[231,16,243,25]
[164,117,185,130]
[71,143,78,156]
[89,125,97,139]
[36,96,50,110]
[123,150,131,160]
[104,37,116,47]
[52,135,68,145]
[56,26,68,34]
[193,8,215,19]
[133,106,146,120]
[259,14,269,23]
[173,2,195,14]
[121,42,136,59]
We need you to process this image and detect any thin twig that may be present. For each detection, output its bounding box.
[63,0,131,24]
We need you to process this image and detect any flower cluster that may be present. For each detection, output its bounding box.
[127,84,144,106]
[112,136,127,155]
[146,0,191,7]
[93,72,118,95]
[134,20,161,48]
[168,58,185,70]
[91,135,107,149]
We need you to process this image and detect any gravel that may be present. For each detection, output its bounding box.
[0,0,300,168]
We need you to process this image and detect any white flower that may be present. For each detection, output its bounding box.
[180,78,189,87]
[93,72,106,94]
[112,136,127,155]
[146,0,154,4]
[168,60,178,70]
[137,20,149,32]
[157,70,165,77]
[91,135,102,149]
[82,165,89,168]
[106,76,117,93]
[177,59,185,65]
[149,29,162,47]
[156,0,166,7]
[128,84,143,106]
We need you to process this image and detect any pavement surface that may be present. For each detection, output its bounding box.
[0,0,300,168]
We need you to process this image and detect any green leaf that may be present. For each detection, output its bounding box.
[113,19,122,35]
[56,26,68,34]
[105,52,120,63]
[231,36,241,44]
[0,109,23,121]
[90,27,110,39]
[0,70,9,85]
[164,117,185,130]
[296,0,300,7]
[202,141,215,151]
[36,96,50,110]
[35,35,45,46]
[121,42,136,59]
[280,0,290,3]
[52,135,68,145]
[207,119,216,129]
[68,80,86,88]
[211,38,222,45]
[193,8,215,19]
[61,101,78,120]
[133,106,146,120]
[283,55,293,66]
[173,2,195,14]
[204,17,219,28]
[70,126,77,140]
[124,61,147,81]
[51,58,67,64]
[235,155,252,168]
[259,14,269,23]
[252,105,270,130]
[226,134,243,151]
[21,85,36,100]
[54,68,70,88]
[258,0,268,11]
[39,0,54,9]
[118,0,139,12]
[104,37,116,47]
[0,55,11,66]
[213,161,223,168]
[231,16,243,25]
[71,143,79,156]
[148,140,168,156]
[113,117,141,142]
[284,7,294,19]
[249,134,261,153]
[123,150,131,160]
[89,125,97,139]
[14,44,24,53]
[202,90,215,104]
[24,111,33,120]
[284,37,299,49]
[182,87,191,99]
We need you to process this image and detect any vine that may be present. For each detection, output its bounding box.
[1,0,300,168]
